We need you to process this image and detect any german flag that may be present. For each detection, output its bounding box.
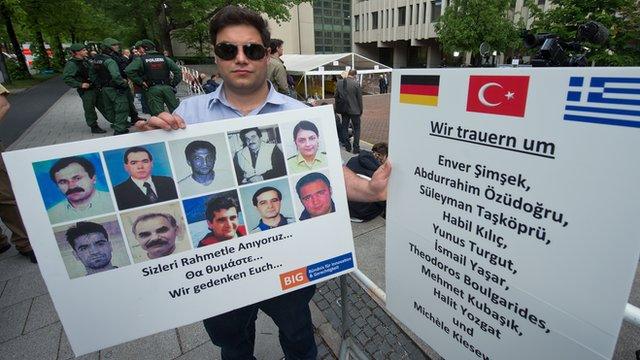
[399,75,440,106]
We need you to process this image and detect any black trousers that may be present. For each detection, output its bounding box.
[340,114,361,149]
[202,285,317,360]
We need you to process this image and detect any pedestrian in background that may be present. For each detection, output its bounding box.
[266,38,289,95]
[335,69,363,153]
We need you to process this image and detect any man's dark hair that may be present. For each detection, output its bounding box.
[209,5,271,47]
[292,121,319,141]
[239,127,262,144]
[49,156,97,182]
[205,196,239,221]
[66,221,109,250]
[348,69,357,76]
[269,38,283,54]
[372,142,388,157]
[252,186,282,206]
[123,146,153,163]
[295,172,331,197]
[184,140,217,162]
[132,213,177,234]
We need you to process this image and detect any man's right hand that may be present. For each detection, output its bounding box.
[81,83,90,89]
[135,112,186,131]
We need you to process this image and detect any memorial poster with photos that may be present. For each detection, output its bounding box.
[386,67,640,360]
[3,105,356,356]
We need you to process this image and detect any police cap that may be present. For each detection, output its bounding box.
[68,43,86,52]
[139,39,156,49]
[103,38,121,47]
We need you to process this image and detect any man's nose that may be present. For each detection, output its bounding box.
[235,47,249,63]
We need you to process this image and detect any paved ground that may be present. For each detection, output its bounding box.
[1,79,639,360]
[0,76,69,146]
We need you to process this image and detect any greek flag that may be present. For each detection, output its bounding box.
[564,76,640,128]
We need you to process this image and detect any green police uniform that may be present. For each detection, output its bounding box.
[91,52,130,133]
[103,38,140,122]
[62,44,107,130]
[125,41,182,116]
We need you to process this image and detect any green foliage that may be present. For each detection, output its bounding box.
[435,0,521,57]
[525,0,640,66]
[5,58,31,80]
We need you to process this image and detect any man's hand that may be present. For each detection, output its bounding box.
[135,112,186,131]
[81,83,90,89]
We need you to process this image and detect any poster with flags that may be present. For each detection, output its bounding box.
[387,67,640,360]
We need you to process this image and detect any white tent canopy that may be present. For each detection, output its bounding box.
[281,52,392,99]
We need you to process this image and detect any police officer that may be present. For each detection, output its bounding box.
[92,41,130,135]
[102,38,144,125]
[62,44,107,134]
[125,39,182,116]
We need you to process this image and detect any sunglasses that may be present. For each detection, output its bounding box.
[214,42,267,61]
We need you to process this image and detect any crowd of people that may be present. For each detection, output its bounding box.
[62,38,182,135]
[0,5,390,358]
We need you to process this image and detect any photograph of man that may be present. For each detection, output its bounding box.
[132,213,180,259]
[110,145,178,210]
[198,195,247,247]
[34,154,115,224]
[232,126,286,184]
[239,178,295,234]
[168,135,235,198]
[286,120,327,174]
[66,221,116,275]
[295,172,335,220]
[250,186,293,232]
[53,215,130,279]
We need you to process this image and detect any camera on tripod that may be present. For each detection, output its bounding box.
[522,21,609,67]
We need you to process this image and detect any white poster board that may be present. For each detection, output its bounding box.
[3,105,355,356]
[386,67,640,360]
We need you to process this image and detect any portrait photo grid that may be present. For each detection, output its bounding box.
[33,118,333,279]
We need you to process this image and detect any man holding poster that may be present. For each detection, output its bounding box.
[137,5,390,359]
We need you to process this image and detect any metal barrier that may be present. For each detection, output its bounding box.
[338,269,640,359]
[178,65,205,95]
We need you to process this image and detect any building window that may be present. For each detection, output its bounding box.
[537,0,545,4]
[372,11,379,29]
[409,5,413,25]
[355,15,360,31]
[385,9,389,27]
[431,0,442,22]
[392,9,395,26]
[423,2,427,23]
[398,6,406,26]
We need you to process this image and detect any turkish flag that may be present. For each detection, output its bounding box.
[466,75,530,117]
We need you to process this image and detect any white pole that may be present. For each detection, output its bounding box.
[321,74,325,99]
[304,75,308,99]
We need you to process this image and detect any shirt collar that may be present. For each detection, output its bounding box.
[294,152,323,165]
[207,81,287,114]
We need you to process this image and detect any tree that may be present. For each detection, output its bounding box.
[89,0,304,55]
[525,0,640,66]
[0,0,31,78]
[435,0,522,64]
